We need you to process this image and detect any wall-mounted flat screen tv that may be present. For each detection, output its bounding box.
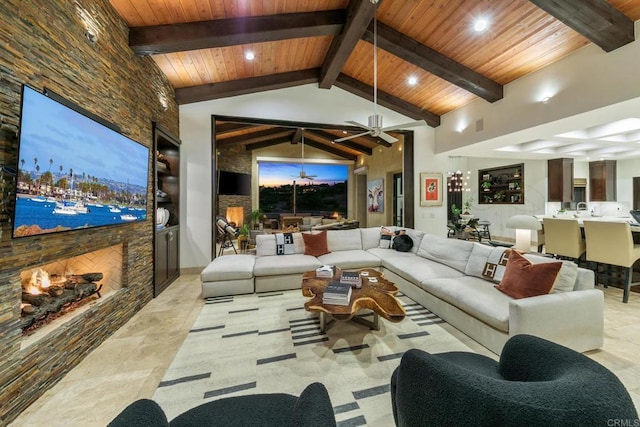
[218,170,251,196]
[12,85,150,238]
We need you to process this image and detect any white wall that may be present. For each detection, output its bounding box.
[437,21,640,156]
[179,85,429,268]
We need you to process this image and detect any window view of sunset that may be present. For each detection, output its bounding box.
[258,162,348,216]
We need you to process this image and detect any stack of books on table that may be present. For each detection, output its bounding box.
[316,264,336,278]
[340,271,362,288]
[322,281,352,306]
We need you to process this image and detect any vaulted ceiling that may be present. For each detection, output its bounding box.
[109,0,640,159]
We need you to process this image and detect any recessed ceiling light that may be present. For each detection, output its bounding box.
[245,51,255,60]
[473,18,488,32]
[407,76,418,86]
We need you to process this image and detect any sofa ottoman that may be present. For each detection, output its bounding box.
[201,254,256,298]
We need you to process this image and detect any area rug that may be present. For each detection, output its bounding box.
[152,290,475,426]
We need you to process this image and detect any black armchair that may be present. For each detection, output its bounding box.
[109,382,336,427]
[391,334,638,426]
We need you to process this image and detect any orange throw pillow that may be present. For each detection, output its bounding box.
[495,250,562,299]
[302,231,329,256]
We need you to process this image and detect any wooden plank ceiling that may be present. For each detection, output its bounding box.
[109,0,640,160]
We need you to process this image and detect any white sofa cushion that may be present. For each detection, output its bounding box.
[377,249,464,284]
[420,276,511,332]
[256,233,305,256]
[201,254,256,282]
[253,254,321,276]
[417,234,475,273]
[318,249,382,269]
[361,227,383,250]
[327,228,362,251]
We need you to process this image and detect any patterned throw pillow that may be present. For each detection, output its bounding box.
[481,247,512,282]
[379,226,396,249]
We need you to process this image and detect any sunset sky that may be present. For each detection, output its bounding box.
[259,162,348,187]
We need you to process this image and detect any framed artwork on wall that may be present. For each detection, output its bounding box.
[420,172,442,206]
[367,178,384,212]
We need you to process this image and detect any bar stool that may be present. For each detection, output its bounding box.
[583,220,640,303]
[542,218,586,263]
[476,220,491,241]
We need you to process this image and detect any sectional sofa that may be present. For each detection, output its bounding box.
[201,227,604,355]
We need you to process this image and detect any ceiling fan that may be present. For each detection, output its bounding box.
[293,129,317,180]
[334,8,426,144]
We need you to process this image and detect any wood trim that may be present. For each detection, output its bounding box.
[217,128,295,147]
[403,131,415,229]
[176,69,320,104]
[130,10,346,55]
[319,0,380,89]
[529,0,634,52]
[306,129,373,155]
[366,22,503,103]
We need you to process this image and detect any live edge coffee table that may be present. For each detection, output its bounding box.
[301,268,406,332]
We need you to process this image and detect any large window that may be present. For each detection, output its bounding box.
[258,162,347,216]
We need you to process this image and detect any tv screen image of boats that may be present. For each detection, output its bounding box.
[12,85,150,238]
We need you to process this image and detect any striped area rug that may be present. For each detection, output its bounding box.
[153,289,474,426]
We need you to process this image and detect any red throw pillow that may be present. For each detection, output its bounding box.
[302,231,329,256]
[495,250,562,299]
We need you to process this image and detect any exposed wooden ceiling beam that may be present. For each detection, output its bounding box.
[306,129,373,155]
[245,136,295,151]
[300,138,358,161]
[335,74,440,127]
[129,10,346,56]
[214,123,257,135]
[212,115,366,133]
[292,128,304,144]
[529,0,634,52]
[319,0,380,89]
[217,129,294,147]
[365,23,503,103]
[176,69,320,104]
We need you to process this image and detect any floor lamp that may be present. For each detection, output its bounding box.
[506,215,542,252]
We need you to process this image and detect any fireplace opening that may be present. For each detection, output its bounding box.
[19,244,124,345]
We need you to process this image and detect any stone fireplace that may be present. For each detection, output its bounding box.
[19,244,124,348]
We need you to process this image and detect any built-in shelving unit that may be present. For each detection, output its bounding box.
[478,163,524,205]
[153,123,180,297]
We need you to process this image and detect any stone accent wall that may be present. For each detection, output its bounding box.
[0,0,178,423]
[217,143,252,224]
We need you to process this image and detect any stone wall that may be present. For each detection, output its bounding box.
[217,142,252,224]
[0,0,178,423]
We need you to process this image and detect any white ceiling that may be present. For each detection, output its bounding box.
[495,117,640,161]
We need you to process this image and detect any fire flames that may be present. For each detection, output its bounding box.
[26,268,67,295]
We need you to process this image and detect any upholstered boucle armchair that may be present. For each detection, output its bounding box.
[109,382,336,427]
[391,334,638,426]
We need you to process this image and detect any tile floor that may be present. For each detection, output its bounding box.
[10,273,640,426]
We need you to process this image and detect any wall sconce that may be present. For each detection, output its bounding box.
[506,215,542,252]
[84,29,98,44]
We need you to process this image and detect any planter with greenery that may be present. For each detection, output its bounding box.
[251,209,264,229]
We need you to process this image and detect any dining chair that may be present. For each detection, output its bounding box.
[542,218,586,263]
[583,220,640,303]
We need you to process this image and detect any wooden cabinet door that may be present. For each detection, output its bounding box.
[548,158,573,202]
[589,160,617,201]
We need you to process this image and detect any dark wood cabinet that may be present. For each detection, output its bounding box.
[153,123,181,297]
[547,158,573,203]
[589,160,616,202]
[478,163,524,204]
